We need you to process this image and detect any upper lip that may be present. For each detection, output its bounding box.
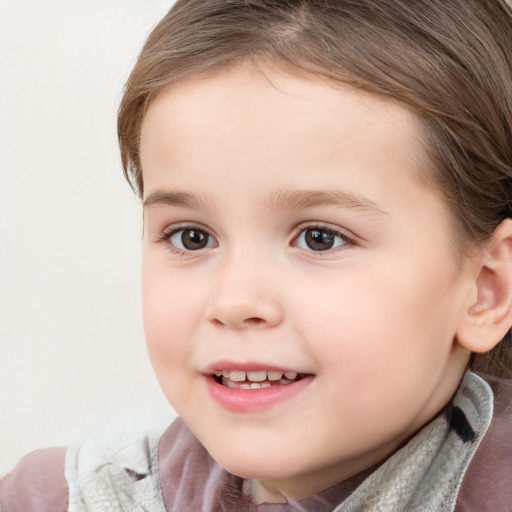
[202,360,309,375]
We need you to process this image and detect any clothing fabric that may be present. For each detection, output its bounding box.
[0,447,67,512]
[1,371,511,512]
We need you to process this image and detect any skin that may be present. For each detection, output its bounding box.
[140,62,475,503]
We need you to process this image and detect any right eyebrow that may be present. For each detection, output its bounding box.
[143,190,212,210]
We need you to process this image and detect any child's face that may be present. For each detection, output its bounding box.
[140,63,473,499]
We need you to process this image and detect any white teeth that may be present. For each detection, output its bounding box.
[246,371,267,382]
[215,368,301,388]
[249,382,272,389]
[223,379,276,389]
[229,370,246,382]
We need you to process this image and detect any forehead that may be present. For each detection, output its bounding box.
[140,62,425,188]
[140,63,445,228]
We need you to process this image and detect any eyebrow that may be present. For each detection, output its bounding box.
[143,190,214,210]
[143,187,389,216]
[268,188,389,216]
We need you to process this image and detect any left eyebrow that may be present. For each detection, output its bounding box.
[267,188,390,216]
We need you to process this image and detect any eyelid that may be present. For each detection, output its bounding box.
[160,220,214,237]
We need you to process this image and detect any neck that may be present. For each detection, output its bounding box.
[241,446,391,504]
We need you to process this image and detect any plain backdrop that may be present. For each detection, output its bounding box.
[0,0,178,474]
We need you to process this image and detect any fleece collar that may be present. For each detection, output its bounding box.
[334,371,493,512]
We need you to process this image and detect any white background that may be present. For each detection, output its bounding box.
[0,0,178,474]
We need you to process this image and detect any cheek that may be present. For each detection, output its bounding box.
[141,273,208,416]
[295,257,461,387]
[141,266,201,376]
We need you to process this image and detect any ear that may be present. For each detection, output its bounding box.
[456,219,512,353]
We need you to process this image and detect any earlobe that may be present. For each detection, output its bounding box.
[457,219,512,353]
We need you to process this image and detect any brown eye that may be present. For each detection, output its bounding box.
[296,227,348,252]
[170,228,216,251]
[305,229,335,251]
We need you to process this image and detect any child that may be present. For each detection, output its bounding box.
[1,0,512,510]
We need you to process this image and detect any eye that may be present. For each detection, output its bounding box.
[168,227,217,251]
[294,226,350,252]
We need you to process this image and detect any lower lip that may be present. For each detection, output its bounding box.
[205,375,314,412]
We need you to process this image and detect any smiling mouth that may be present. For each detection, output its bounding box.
[212,370,305,389]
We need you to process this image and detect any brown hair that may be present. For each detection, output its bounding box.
[118,0,512,377]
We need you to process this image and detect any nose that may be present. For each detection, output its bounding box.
[205,255,284,329]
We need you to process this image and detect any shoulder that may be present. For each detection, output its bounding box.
[456,377,512,511]
[65,417,228,511]
[65,422,166,512]
[0,447,68,512]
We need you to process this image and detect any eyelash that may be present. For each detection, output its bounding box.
[157,223,354,255]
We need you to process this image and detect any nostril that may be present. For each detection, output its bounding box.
[244,317,265,325]
[207,298,283,328]
[211,316,266,327]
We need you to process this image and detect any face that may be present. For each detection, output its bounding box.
[140,63,472,500]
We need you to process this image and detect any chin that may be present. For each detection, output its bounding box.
[210,445,305,481]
